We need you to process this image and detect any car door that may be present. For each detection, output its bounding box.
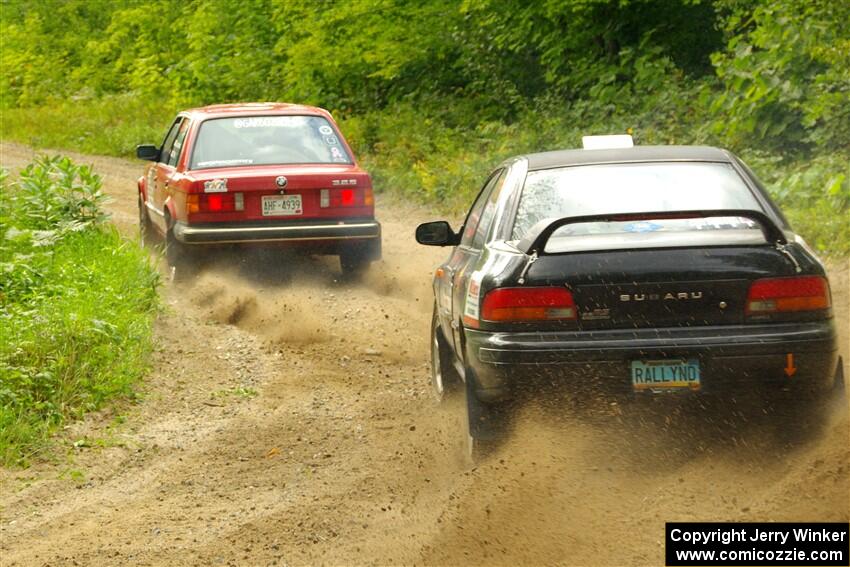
[447,169,507,351]
[151,117,187,230]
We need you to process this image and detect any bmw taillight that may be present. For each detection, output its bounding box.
[746,276,831,316]
[187,193,244,213]
[319,187,373,208]
[481,287,577,323]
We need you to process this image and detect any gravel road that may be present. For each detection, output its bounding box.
[1,143,847,566]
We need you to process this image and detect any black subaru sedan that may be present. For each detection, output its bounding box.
[416,139,842,458]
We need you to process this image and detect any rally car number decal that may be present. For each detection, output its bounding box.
[464,270,484,322]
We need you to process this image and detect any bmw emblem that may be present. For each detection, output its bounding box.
[275,176,288,191]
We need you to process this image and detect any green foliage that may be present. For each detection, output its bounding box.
[0,0,725,113]
[0,0,847,254]
[739,151,850,253]
[712,0,850,152]
[0,0,116,106]
[12,155,109,231]
[0,157,160,466]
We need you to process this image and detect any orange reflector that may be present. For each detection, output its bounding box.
[364,187,374,206]
[187,194,200,214]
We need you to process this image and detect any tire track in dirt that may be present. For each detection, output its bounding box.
[1,142,847,566]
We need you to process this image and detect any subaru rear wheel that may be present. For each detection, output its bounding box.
[460,378,502,465]
[832,358,846,408]
[431,306,460,402]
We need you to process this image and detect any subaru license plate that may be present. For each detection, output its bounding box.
[631,359,701,392]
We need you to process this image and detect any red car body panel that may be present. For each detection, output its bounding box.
[184,164,373,223]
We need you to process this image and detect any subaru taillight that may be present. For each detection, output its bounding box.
[746,276,831,316]
[481,287,577,323]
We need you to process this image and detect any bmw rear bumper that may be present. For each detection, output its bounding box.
[464,320,838,401]
[174,219,381,245]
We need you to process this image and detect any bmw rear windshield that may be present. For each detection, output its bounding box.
[512,162,767,252]
[190,115,352,169]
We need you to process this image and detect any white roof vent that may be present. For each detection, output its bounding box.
[582,134,634,150]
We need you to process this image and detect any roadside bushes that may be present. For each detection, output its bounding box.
[0,156,159,465]
[340,96,849,256]
[1,1,847,255]
[739,152,850,253]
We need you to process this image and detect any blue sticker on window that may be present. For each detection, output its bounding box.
[623,221,663,233]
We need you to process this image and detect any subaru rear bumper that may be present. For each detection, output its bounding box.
[464,320,838,401]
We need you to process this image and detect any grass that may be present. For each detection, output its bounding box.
[0,94,177,157]
[0,158,160,466]
[1,93,847,254]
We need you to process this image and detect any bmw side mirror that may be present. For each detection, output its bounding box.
[136,144,159,161]
[416,221,459,246]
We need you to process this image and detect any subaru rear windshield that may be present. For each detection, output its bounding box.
[190,115,352,169]
[512,162,766,252]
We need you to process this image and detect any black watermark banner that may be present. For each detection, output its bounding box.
[666,522,849,566]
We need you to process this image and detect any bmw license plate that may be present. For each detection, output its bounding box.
[631,359,701,392]
[262,195,302,216]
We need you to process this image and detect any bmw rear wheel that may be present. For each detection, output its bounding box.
[164,217,197,283]
[340,249,370,279]
[431,305,460,402]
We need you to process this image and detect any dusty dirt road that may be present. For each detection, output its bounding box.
[1,143,848,566]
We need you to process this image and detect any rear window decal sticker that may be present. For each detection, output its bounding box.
[233,116,301,128]
[624,221,662,233]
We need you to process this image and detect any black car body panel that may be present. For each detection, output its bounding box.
[419,144,839,407]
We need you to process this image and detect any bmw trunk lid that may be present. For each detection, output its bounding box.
[187,164,372,221]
